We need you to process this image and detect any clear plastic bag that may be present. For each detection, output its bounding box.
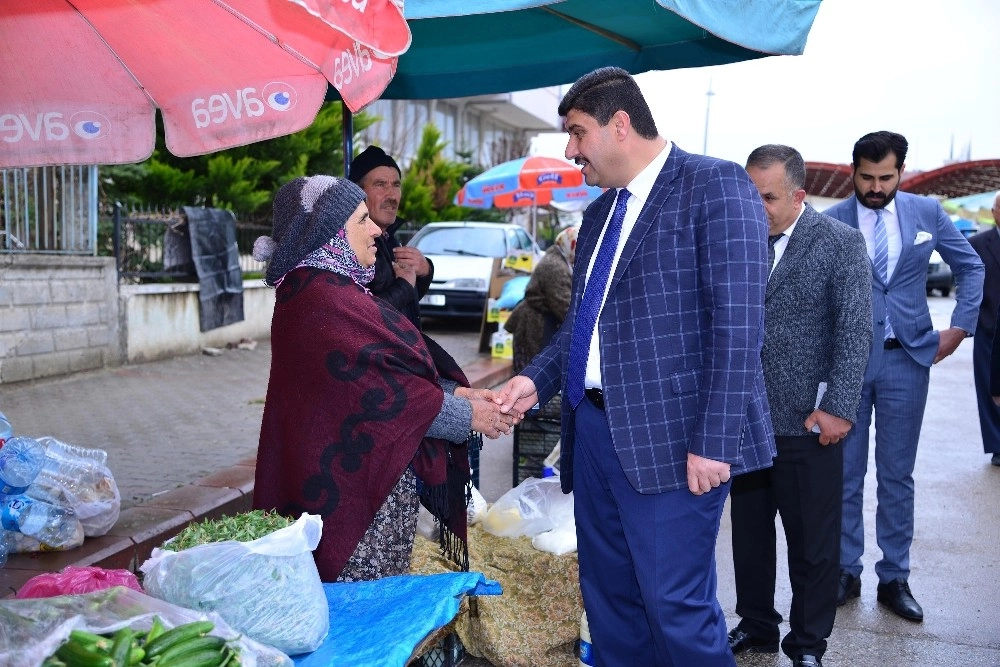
[14,566,142,599]
[482,477,574,538]
[28,437,121,537]
[3,501,84,553]
[0,586,291,667]
[140,513,329,655]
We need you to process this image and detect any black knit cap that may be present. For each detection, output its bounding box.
[253,176,366,286]
[348,145,401,184]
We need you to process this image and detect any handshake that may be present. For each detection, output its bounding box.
[455,387,524,439]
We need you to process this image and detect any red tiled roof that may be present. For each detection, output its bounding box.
[804,159,1000,199]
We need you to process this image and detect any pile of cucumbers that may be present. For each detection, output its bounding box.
[42,618,241,667]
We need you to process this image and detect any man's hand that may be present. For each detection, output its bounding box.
[686,452,731,495]
[498,376,539,417]
[394,246,431,277]
[934,327,968,363]
[804,409,852,446]
[392,260,417,286]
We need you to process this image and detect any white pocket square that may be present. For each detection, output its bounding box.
[914,231,933,245]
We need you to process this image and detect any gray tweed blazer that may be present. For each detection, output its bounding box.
[763,204,873,434]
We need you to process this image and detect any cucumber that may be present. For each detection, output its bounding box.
[154,635,226,664]
[108,628,133,666]
[157,648,227,667]
[143,620,214,659]
[68,630,111,652]
[54,640,113,667]
[142,616,167,646]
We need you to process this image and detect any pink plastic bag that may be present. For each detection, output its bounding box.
[15,566,142,599]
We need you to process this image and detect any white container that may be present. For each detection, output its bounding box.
[579,610,594,666]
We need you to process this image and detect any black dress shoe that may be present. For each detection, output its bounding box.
[837,570,861,606]
[793,655,823,667]
[877,579,924,621]
[991,453,1000,466]
[727,628,778,654]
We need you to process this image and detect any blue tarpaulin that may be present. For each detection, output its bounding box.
[292,572,502,667]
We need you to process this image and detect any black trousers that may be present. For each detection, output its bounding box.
[730,434,843,658]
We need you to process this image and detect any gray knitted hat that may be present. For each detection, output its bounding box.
[253,176,367,286]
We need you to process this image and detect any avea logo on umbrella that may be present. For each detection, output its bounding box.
[0,111,111,144]
[71,112,111,140]
[191,82,297,129]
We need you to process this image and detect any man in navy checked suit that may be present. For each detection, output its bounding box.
[499,67,776,666]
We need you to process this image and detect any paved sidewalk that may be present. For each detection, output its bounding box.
[3,344,270,509]
[2,299,999,666]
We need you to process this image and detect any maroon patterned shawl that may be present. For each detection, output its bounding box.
[253,267,471,581]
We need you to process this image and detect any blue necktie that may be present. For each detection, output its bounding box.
[567,188,631,408]
[873,209,888,281]
[873,208,894,338]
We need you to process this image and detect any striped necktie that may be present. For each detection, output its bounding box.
[873,209,888,281]
[566,188,631,409]
[873,208,894,338]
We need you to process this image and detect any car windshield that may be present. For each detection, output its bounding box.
[412,227,507,257]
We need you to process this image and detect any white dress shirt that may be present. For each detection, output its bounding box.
[582,142,672,390]
[855,198,901,281]
[769,204,804,276]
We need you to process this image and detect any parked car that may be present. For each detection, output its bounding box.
[408,221,542,318]
[926,249,954,297]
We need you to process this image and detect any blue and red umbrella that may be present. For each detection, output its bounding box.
[456,156,604,209]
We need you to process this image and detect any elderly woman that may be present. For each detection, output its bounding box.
[252,175,516,582]
[504,225,579,374]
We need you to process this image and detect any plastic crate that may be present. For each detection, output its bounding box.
[533,392,562,421]
[512,416,561,487]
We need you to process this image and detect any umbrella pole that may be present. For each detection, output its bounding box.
[343,103,354,176]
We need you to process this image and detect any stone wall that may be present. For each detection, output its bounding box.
[0,254,121,383]
[119,282,274,363]
[0,255,275,384]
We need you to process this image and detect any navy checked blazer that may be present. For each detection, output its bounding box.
[524,144,777,494]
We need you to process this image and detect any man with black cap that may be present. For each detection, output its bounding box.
[349,145,433,329]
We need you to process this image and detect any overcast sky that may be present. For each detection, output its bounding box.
[532,0,1000,173]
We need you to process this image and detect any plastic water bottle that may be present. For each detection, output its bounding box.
[0,411,12,447]
[0,435,46,495]
[0,529,9,568]
[0,494,79,548]
[579,610,594,666]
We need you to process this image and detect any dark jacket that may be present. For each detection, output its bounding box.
[368,217,434,329]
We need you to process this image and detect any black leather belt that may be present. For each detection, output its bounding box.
[584,387,605,410]
[884,338,903,350]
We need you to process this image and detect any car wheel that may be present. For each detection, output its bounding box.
[941,283,952,298]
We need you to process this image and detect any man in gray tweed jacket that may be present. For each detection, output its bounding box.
[726,145,873,667]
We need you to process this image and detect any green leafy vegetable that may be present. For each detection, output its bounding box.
[162,510,293,551]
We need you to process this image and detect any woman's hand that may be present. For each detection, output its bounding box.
[469,396,517,439]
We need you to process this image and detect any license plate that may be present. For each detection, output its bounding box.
[420,294,446,306]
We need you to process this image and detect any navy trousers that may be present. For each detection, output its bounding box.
[973,327,1000,454]
[573,397,734,667]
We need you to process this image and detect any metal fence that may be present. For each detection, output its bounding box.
[1,166,98,254]
[112,203,270,282]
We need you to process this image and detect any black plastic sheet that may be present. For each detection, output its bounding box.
[183,206,244,332]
